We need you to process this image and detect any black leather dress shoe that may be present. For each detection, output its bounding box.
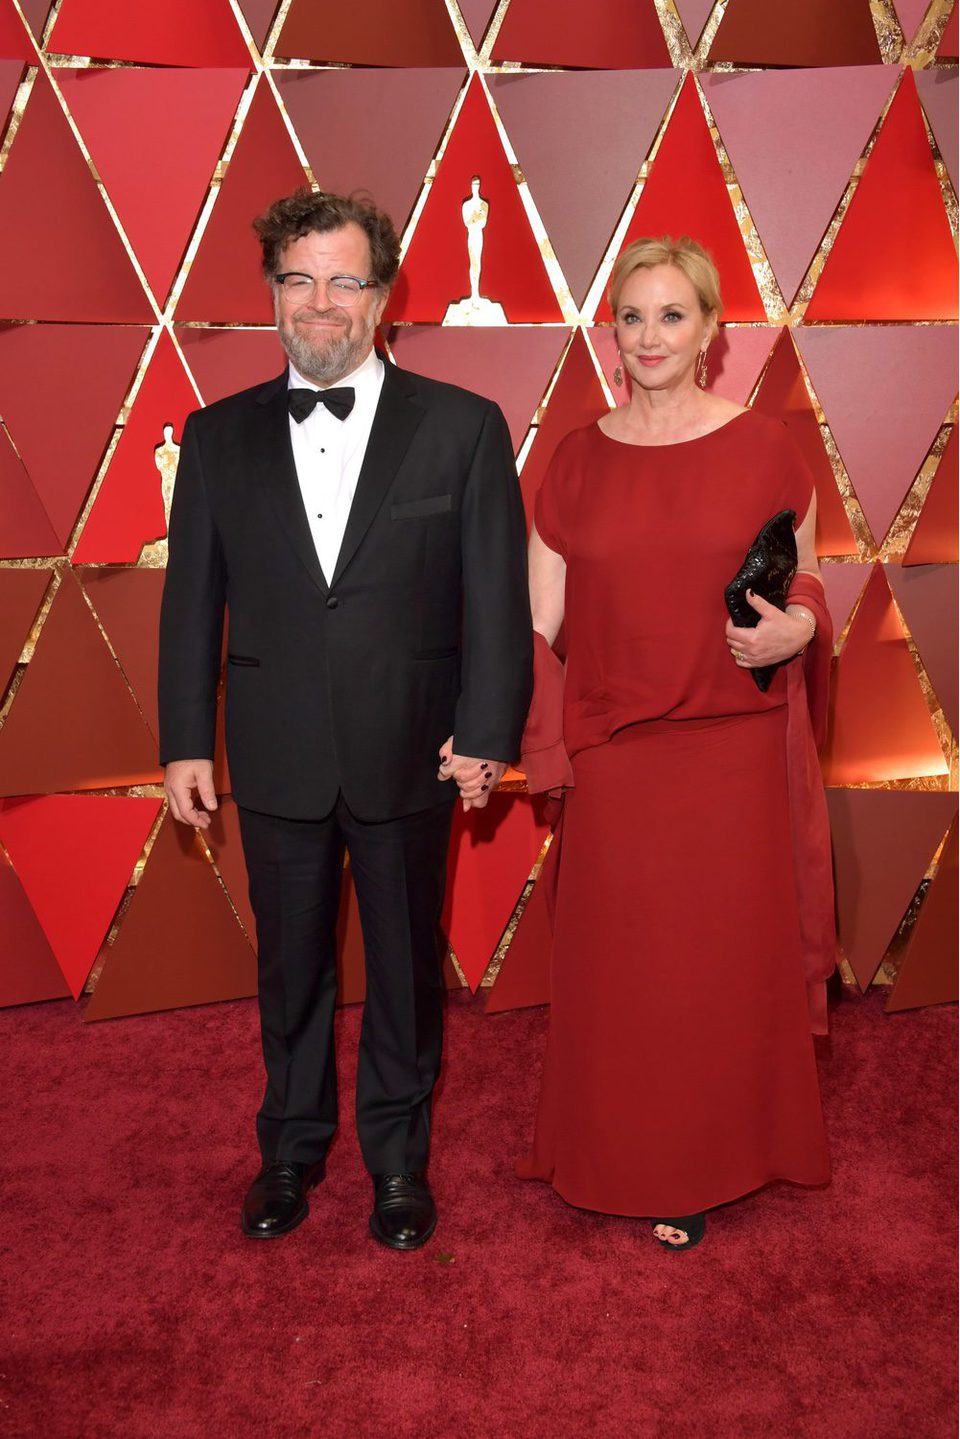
[241,1159,325,1239]
[369,1172,437,1251]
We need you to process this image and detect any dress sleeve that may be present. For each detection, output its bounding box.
[533,445,567,557]
[777,422,816,524]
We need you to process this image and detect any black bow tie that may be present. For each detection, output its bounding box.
[288,386,355,423]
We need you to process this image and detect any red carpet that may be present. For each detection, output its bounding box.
[4,989,956,1438]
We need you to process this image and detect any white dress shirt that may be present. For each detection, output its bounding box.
[287,348,385,585]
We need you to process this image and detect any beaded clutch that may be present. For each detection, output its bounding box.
[724,509,798,693]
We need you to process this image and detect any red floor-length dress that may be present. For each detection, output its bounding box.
[517,411,831,1217]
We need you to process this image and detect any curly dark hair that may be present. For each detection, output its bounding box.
[253,188,401,289]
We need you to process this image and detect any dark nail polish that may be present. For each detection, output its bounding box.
[481,784,488,792]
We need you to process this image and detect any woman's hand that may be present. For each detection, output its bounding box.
[437,736,507,811]
[725,590,815,670]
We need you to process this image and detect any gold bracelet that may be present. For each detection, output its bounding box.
[790,607,817,637]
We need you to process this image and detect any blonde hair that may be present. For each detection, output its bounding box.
[608,236,722,333]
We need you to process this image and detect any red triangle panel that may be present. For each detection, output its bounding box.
[709,0,880,65]
[0,58,25,129]
[0,430,61,560]
[491,0,670,67]
[750,330,857,557]
[818,561,870,641]
[387,77,562,324]
[18,1,53,40]
[916,66,958,195]
[72,334,199,564]
[821,565,947,784]
[177,327,285,405]
[806,71,957,320]
[0,323,147,547]
[0,568,50,693]
[795,325,959,546]
[442,793,551,991]
[938,5,958,57]
[387,326,569,453]
[0,75,150,321]
[903,427,958,566]
[485,832,555,1013]
[489,70,679,305]
[893,0,933,44]
[0,572,162,796]
[276,68,464,235]
[237,0,278,50]
[596,76,766,323]
[275,0,463,65]
[78,568,166,741]
[0,0,34,60]
[176,79,309,324]
[83,814,256,1021]
[827,789,957,989]
[458,0,498,48]
[702,67,898,306]
[0,795,161,997]
[48,0,250,65]
[885,561,959,738]
[0,853,70,1008]
[57,67,249,306]
[887,818,959,1013]
[519,331,610,531]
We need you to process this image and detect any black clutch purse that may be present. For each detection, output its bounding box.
[724,509,798,693]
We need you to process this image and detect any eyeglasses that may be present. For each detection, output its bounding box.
[274,272,378,307]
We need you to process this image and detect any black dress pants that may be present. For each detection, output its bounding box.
[237,796,454,1176]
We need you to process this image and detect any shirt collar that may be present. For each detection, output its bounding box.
[287,347,382,396]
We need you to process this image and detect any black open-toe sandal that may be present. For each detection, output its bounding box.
[650,1213,706,1251]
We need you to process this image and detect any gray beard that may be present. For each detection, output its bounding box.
[278,317,369,386]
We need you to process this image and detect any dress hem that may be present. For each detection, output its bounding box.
[516,1163,832,1219]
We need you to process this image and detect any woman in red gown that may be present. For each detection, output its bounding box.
[515,238,834,1249]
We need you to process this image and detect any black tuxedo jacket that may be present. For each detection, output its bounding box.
[158,355,533,822]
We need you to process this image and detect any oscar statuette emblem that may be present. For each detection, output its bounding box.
[443,176,507,325]
[138,424,180,567]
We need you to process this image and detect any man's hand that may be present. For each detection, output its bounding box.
[437,736,507,812]
[164,759,218,829]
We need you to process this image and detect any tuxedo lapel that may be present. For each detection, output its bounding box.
[331,359,425,587]
[252,371,329,597]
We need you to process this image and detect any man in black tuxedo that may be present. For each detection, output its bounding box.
[158,190,532,1249]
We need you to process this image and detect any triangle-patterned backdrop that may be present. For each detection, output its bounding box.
[0,0,956,1022]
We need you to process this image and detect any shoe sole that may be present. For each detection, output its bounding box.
[368,1212,438,1251]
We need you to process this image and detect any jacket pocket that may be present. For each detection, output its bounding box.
[391,494,454,520]
[227,653,261,667]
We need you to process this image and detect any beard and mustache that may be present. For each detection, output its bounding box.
[276,304,375,385]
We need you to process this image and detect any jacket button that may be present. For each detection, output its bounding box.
[326,596,339,610]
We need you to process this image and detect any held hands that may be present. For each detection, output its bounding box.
[164,758,218,829]
[725,590,815,671]
[437,735,507,812]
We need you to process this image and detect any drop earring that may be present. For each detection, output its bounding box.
[613,362,623,388]
[696,349,708,389]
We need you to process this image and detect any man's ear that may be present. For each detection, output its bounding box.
[374,286,391,327]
